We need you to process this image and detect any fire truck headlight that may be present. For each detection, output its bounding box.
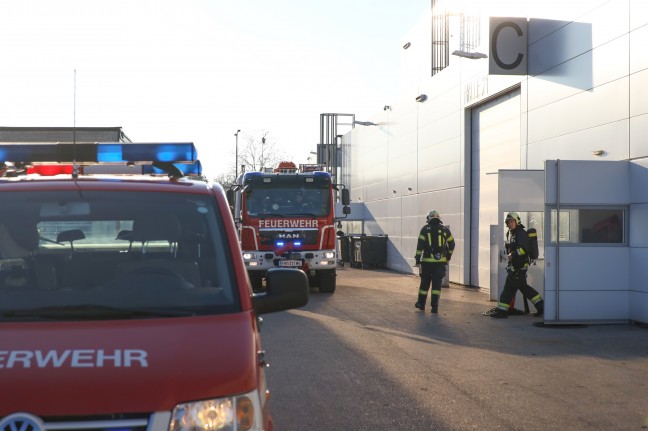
[323,252,335,259]
[169,391,262,431]
[243,253,254,260]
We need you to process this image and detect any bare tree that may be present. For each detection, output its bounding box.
[212,130,287,188]
[238,130,286,173]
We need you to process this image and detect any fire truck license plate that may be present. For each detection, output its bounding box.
[279,260,301,267]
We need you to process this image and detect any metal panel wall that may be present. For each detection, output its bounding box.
[345,0,648,298]
[629,159,648,323]
[544,160,633,323]
[545,160,630,205]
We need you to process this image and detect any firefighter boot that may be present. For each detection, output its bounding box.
[431,297,439,314]
[415,301,425,311]
[533,300,545,317]
[489,308,509,319]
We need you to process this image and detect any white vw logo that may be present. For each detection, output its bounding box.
[0,414,44,431]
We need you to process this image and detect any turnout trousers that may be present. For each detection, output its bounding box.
[498,270,544,313]
[417,262,446,308]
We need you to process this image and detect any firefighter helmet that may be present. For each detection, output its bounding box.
[505,212,521,225]
[426,209,441,223]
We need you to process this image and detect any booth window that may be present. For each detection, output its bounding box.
[550,208,625,244]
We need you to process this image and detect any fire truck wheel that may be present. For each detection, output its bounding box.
[318,269,336,293]
[249,272,264,293]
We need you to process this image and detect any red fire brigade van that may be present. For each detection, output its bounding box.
[0,142,308,431]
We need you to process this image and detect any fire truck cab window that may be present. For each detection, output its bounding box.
[245,187,328,217]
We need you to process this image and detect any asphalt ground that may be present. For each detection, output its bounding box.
[321,266,648,430]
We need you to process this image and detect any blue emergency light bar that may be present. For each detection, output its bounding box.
[0,142,198,164]
[142,160,202,176]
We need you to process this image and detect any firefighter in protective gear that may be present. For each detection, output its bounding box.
[414,210,455,313]
[490,212,545,318]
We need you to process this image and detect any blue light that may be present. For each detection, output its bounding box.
[0,142,198,164]
[293,241,302,247]
[0,143,60,162]
[245,172,264,179]
[312,171,331,179]
[142,160,202,176]
[97,143,197,163]
[276,241,285,247]
[96,143,123,162]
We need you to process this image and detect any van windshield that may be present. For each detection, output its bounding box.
[0,190,239,322]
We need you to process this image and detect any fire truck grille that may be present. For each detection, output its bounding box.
[259,230,319,246]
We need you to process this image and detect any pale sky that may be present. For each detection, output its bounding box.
[0,0,429,179]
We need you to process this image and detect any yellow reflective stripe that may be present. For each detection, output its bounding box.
[419,289,428,295]
[447,234,454,241]
[421,257,447,262]
[419,234,425,241]
[431,290,441,295]
[498,303,510,310]
[528,231,537,238]
[518,247,526,256]
[531,294,542,303]
[438,230,443,248]
[427,232,432,248]
[415,251,422,256]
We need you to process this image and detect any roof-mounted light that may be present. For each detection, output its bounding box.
[97,143,197,163]
[312,171,331,178]
[0,142,198,164]
[142,160,202,176]
[27,164,77,176]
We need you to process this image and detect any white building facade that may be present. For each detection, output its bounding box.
[340,0,648,324]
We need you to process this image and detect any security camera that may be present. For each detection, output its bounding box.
[383,105,391,111]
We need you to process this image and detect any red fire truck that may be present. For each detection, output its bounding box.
[229,161,350,293]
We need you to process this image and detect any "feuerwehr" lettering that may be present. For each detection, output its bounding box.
[259,219,317,228]
[0,349,148,368]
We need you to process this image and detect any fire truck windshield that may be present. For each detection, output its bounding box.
[244,187,330,217]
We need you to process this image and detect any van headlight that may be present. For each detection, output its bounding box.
[169,391,262,431]
[323,252,335,259]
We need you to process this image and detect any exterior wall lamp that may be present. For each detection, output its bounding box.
[416,94,427,103]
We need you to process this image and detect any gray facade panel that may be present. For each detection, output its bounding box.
[346,1,648,293]
[528,78,629,144]
[528,120,629,164]
[630,116,648,159]
[630,159,648,205]
[528,35,628,111]
[630,23,648,73]
[630,0,648,31]
[630,68,648,117]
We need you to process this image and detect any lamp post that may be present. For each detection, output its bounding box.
[260,136,266,172]
[234,129,241,179]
